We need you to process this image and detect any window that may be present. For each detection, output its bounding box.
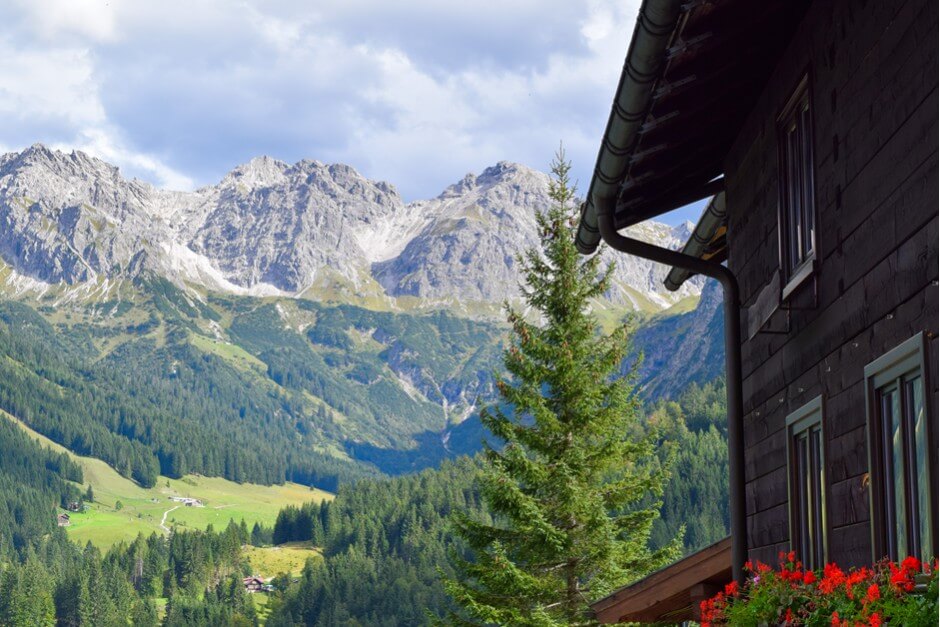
[866,333,936,563]
[777,74,816,298]
[787,396,827,569]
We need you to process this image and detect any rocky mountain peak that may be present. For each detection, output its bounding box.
[0,145,704,313]
[221,155,289,189]
[671,220,696,242]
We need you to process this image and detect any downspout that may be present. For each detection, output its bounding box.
[594,195,748,585]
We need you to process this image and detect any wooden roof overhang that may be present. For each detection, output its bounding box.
[664,191,728,291]
[591,536,732,624]
[576,0,811,254]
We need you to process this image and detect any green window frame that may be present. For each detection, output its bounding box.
[865,332,937,563]
[786,395,828,569]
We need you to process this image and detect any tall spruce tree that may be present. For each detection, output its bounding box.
[445,151,682,626]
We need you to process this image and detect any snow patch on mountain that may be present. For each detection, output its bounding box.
[156,242,287,297]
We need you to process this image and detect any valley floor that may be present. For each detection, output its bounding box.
[2,409,332,547]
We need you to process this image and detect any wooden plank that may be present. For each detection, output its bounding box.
[746,465,788,513]
[747,271,782,339]
[828,474,870,528]
[592,537,731,624]
[742,225,937,398]
[747,544,779,568]
[747,502,789,548]
[827,424,868,484]
[825,380,865,440]
[829,521,872,569]
[744,429,785,481]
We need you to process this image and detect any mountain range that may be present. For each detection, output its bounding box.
[0,144,722,482]
[0,144,702,312]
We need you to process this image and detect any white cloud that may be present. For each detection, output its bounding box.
[0,0,642,199]
[13,0,118,43]
[0,38,195,189]
[60,128,195,191]
[0,44,104,126]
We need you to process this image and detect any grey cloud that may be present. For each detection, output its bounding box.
[0,0,640,203]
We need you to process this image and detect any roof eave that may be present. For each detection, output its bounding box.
[664,191,729,291]
[576,0,685,255]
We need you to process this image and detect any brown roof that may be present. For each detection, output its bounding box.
[577,0,810,253]
[591,536,732,624]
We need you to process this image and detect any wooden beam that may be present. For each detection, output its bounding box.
[626,138,729,182]
[665,2,797,77]
[613,171,725,229]
[592,537,732,624]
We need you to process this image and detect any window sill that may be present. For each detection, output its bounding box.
[781,256,816,301]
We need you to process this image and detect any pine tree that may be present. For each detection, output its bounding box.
[444,150,682,626]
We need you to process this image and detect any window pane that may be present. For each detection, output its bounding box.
[790,417,826,568]
[795,432,810,562]
[883,387,907,559]
[800,105,814,259]
[788,127,802,271]
[810,425,824,569]
[906,376,931,561]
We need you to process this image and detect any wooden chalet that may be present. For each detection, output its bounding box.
[57,513,71,527]
[243,576,265,593]
[576,0,938,622]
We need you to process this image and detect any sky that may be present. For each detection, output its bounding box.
[0,0,703,225]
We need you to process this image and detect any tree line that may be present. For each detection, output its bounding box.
[0,521,259,626]
[0,301,374,492]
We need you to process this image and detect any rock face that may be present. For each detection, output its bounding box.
[0,145,703,310]
[372,162,546,302]
[189,158,404,292]
[0,145,157,284]
[632,280,726,398]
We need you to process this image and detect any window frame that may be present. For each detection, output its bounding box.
[786,395,828,569]
[776,72,818,301]
[865,332,937,563]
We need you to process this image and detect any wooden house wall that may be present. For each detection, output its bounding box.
[723,0,938,568]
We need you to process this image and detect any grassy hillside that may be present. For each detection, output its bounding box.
[245,541,322,577]
[2,409,332,548]
[0,282,506,482]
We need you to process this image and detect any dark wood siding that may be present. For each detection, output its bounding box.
[723,0,938,568]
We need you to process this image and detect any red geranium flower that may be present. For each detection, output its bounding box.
[820,563,846,594]
[889,561,915,592]
[901,556,921,573]
[803,571,816,585]
[724,580,739,597]
[865,583,880,603]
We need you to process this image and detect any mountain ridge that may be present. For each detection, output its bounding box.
[0,144,701,314]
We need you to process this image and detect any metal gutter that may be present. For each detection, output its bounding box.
[576,0,684,255]
[594,193,748,585]
[664,191,728,291]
